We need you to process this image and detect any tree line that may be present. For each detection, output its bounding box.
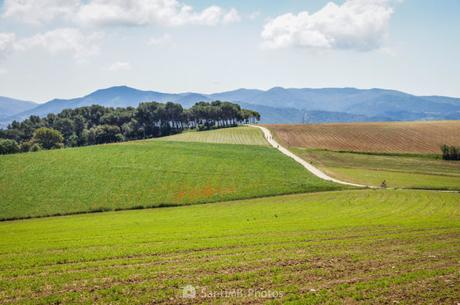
[441,145,460,161]
[0,101,260,155]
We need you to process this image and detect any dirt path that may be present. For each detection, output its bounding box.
[251,125,370,188]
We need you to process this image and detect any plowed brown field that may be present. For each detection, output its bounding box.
[265,121,460,153]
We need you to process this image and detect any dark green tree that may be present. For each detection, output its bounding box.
[0,139,20,155]
[0,100,260,153]
[32,128,64,150]
[93,125,122,144]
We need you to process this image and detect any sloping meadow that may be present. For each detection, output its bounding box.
[0,139,342,220]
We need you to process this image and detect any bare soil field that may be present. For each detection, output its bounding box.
[265,121,460,153]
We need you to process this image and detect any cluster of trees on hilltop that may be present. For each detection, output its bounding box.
[0,101,260,154]
[441,145,460,161]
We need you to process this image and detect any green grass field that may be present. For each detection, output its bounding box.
[0,140,341,220]
[156,126,269,146]
[0,190,458,304]
[291,148,460,191]
[2,124,459,304]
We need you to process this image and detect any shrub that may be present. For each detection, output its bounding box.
[20,141,34,152]
[30,143,42,152]
[67,133,79,147]
[93,125,122,144]
[32,128,64,150]
[441,144,460,160]
[115,133,125,142]
[0,139,20,155]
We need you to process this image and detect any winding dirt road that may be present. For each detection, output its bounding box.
[251,125,370,188]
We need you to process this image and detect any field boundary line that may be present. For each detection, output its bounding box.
[250,125,371,188]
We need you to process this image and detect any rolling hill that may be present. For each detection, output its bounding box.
[0,86,209,125]
[1,122,459,304]
[1,86,460,125]
[0,129,341,220]
[212,87,460,119]
[0,96,36,121]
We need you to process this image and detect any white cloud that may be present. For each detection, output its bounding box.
[0,32,16,60]
[0,68,7,75]
[261,0,394,51]
[183,5,223,26]
[147,34,173,46]
[2,0,240,27]
[108,61,132,71]
[223,8,241,24]
[76,1,240,27]
[16,28,104,60]
[2,0,80,24]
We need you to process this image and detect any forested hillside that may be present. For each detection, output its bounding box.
[0,101,260,154]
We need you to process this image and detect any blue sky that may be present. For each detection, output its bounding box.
[0,0,459,103]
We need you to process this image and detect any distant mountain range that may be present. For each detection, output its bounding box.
[0,96,37,121]
[1,85,460,127]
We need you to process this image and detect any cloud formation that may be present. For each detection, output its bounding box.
[2,0,80,24]
[77,1,240,26]
[2,0,241,27]
[261,0,394,51]
[222,8,241,24]
[0,0,241,62]
[0,32,16,60]
[16,28,104,60]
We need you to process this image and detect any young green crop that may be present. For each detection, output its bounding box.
[156,126,269,146]
[0,140,340,220]
[0,190,458,304]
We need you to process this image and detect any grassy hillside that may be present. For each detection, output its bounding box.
[266,121,460,154]
[156,126,268,146]
[0,140,340,220]
[0,190,458,304]
[293,148,460,190]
